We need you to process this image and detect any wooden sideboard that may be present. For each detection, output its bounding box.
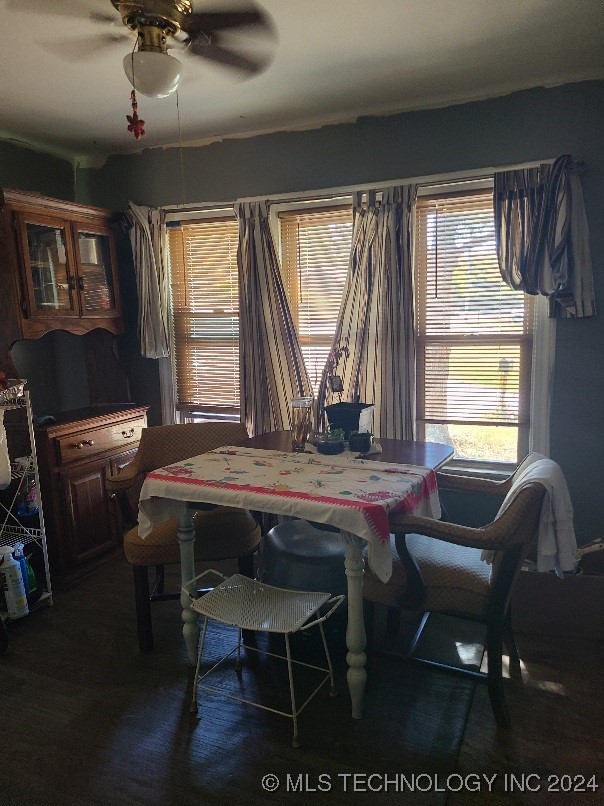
[35,405,148,589]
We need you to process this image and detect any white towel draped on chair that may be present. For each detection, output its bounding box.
[482,452,577,575]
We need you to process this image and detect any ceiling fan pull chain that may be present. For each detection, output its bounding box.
[126,89,146,141]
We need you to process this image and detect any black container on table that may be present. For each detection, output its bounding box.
[316,439,345,455]
[348,431,373,454]
[325,403,374,438]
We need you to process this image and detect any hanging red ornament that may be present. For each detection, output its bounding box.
[126,89,146,140]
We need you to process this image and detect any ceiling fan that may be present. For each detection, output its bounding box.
[114,0,276,96]
[11,0,276,98]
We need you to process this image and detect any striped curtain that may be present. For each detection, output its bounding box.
[236,201,313,436]
[494,154,596,318]
[126,202,171,358]
[317,185,417,440]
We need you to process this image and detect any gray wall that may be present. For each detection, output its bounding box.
[11,332,90,416]
[0,140,74,200]
[77,80,604,544]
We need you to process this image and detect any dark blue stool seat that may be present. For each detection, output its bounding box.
[258,519,347,597]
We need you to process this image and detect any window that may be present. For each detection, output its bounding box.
[167,217,240,419]
[278,205,352,392]
[414,188,535,467]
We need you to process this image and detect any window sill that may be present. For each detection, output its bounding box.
[178,411,241,424]
[442,460,514,480]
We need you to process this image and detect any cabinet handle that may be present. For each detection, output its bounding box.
[83,439,94,446]
[67,275,76,290]
[70,439,94,449]
[122,428,135,438]
[77,277,85,291]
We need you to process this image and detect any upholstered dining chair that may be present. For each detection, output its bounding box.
[363,462,548,729]
[106,422,261,653]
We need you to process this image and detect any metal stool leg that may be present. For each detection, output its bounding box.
[284,634,300,748]
[318,621,337,697]
[190,616,209,715]
[235,627,243,673]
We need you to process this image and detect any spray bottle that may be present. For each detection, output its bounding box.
[0,545,29,619]
[15,458,39,518]
[12,542,29,595]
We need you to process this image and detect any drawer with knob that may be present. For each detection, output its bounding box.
[55,416,146,464]
[33,405,148,589]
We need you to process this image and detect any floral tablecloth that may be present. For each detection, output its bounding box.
[138,447,441,582]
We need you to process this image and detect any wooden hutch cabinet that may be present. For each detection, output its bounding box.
[0,189,146,588]
[0,188,123,364]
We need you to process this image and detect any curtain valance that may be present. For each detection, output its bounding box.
[494,155,595,318]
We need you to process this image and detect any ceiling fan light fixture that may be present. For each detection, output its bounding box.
[123,50,182,98]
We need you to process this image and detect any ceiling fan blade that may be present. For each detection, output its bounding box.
[7,0,115,23]
[185,9,271,35]
[91,10,121,25]
[183,3,276,76]
[37,33,131,63]
[186,38,269,76]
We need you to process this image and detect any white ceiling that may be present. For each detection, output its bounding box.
[1,0,603,163]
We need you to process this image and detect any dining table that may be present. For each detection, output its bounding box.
[138,430,453,719]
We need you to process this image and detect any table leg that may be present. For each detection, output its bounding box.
[341,531,366,719]
[178,509,198,663]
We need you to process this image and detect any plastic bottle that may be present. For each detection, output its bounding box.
[0,545,29,619]
[12,542,29,595]
[26,558,38,605]
[17,469,39,517]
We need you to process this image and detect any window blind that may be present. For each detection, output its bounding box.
[279,206,352,391]
[414,190,534,463]
[167,218,240,415]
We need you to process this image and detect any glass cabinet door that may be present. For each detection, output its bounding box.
[76,231,117,314]
[25,221,77,315]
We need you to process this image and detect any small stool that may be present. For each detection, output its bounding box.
[258,519,347,597]
[185,570,344,748]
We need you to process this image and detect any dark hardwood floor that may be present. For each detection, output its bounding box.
[0,558,602,805]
